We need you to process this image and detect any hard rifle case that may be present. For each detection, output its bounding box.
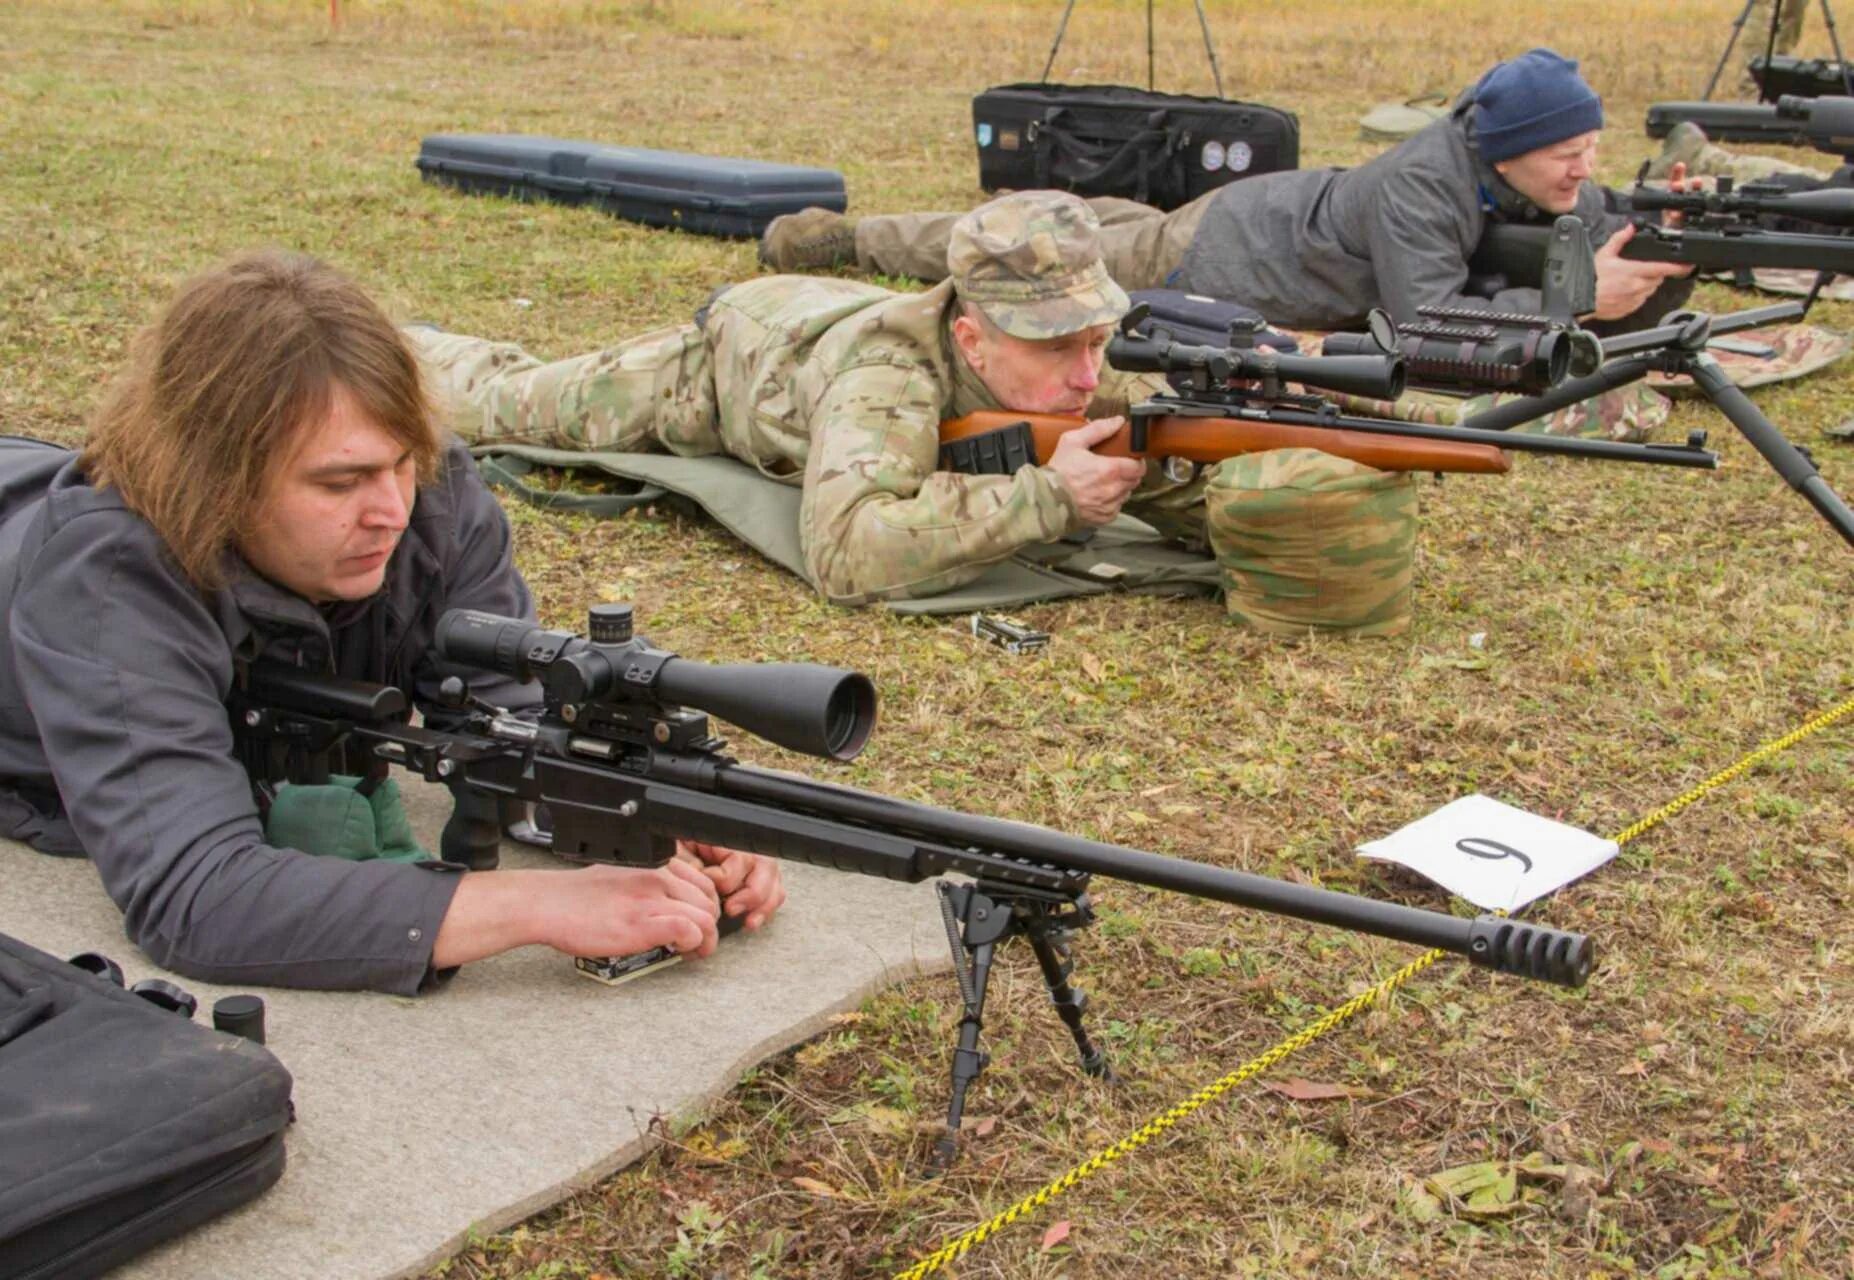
[416,134,848,238]
[0,932,294,1280]
[1750,55,1854,100]
[972,84,1298,211]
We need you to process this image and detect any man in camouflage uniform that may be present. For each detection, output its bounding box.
[412,191,1202,607]
[762,49,1693,335]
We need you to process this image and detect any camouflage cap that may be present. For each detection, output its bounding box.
[946,192,1130,339]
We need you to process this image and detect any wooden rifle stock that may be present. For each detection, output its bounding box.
[939,411,1511,476]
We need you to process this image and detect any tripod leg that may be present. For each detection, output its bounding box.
[1023,913,1114,1081]
[1704,0,1758,100]
[1822,0,1854,95]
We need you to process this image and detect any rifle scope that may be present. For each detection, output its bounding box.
[434,606,876,762]
[1107,328,1406,402]
[1629,179,1854,230]
[1776,92,1854,147]
[1321,305,1599,395]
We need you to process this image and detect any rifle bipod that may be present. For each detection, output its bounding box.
[931,880,1112,1169]
[1459,301,1854,550]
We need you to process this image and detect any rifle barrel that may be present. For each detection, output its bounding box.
[708,761,1594,986]
[1195,403,1719,469]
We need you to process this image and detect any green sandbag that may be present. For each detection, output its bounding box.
[1206,448,1416,638]
[264,775,431,863]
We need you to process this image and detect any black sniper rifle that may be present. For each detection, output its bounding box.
[233,605,1596,1165]
[1472,178,1854,292]
[1645,91,1854,163]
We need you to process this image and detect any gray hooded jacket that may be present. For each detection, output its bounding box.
[0,436,536,994]
[1179,100,1694,330]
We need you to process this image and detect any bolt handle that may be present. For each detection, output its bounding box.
[1467,917,1593,988]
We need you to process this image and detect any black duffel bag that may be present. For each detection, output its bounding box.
[973,83,1298,211]
[0,932,294,1280]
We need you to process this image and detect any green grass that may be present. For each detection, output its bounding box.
[4,2,1851,1277]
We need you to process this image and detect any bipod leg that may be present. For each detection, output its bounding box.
[932,882,1013,1169]
[1022,905,1115,1082]
[1682,352,1854,547]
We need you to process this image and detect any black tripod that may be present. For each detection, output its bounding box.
[1701,0,1853,101]
[1459,300,1854,548]
[1040,0,1225,95]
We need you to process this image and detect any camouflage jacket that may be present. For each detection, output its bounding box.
[702,275,1167,604]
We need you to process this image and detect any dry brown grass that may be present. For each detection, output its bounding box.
[3,2,1851,1277]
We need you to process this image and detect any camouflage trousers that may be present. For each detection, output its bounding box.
[1679,141,1826,184]
[854,192,1218,287]
[406,324,722,454]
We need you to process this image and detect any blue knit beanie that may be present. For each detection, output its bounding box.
[1471,48,1604,163]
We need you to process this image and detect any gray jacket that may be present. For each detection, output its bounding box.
[0,436,536,994]
[1179,101,1693,330]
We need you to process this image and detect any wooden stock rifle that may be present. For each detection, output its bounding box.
[940,304,1721,481]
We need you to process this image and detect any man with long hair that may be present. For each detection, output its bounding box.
[0,250,783,993]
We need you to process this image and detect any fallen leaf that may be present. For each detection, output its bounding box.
[970,1115,999,1138]
[1080,652,1105,682]
[791,1176,840,1198]
[1399,1178,1443,1223]
[683,1133,748,1164]
[1426,1161,1521,1217]
[1263,1077,1370,1102]
[1615,1059,1650,1077]
[1041,1220,1071,1251]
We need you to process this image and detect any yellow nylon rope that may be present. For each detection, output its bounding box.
[893,691,1854,1279]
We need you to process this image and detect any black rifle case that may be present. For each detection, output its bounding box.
[1750,55,1854,100]
[416,134,848,238]
[0,932,293,1280]
[973,84,1298,211]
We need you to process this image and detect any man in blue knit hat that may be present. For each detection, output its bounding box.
[764,48,1693,334]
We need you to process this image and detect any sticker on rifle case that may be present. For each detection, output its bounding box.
[976,122,994,148]
[1225,140,1253,173]
[999,129,1021,152]
[1200,140,1225,171]
[1355,793,1617,911]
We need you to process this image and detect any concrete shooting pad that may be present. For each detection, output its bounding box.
[0,779,950,1279]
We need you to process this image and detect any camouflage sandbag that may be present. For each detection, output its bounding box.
[1206,449,1415,638]
[1646,321,1852,391]
[1722,268,1854,302]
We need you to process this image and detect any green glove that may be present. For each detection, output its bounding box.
[264,775,432,863]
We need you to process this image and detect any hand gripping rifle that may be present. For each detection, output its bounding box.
[941,300,1718,484]
[233,605,1596,1166]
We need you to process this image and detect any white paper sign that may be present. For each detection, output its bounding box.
[1356,794,1618,911]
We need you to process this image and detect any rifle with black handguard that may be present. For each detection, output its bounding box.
[1645,92,1854,160]
[941,300,1718,481]
[1473,179,1854,296]
[232,604,1597,1166]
